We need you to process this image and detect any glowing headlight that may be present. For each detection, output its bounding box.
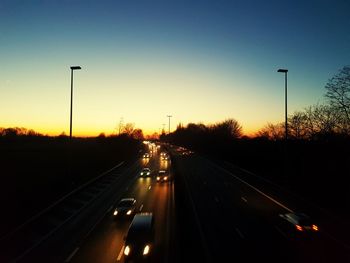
[157,176,160,180]
[147,172,150,175]
[124,245,130,256]
[164,176,168,180]
[126,210,132,215]
[113,210,118,216]
[143,245,150,255]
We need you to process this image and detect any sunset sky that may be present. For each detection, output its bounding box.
[1,0,349,136]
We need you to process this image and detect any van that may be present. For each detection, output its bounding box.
[123,212,155,262]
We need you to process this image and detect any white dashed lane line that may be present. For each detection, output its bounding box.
[64,247,79,262]
[117,245,125,261]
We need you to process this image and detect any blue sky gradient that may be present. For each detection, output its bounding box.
[1,0,349,135]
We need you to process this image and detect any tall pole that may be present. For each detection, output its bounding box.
[284,71,288,141]
[70,69,73,140]
[278,69,288,142]
[69,66,81,140]
[167,115,172,134]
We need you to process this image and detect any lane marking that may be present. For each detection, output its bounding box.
[214,164,293,213]
[148,185,152,190]
[125,186,129,191]
[214,196,220,203]
[117,245,125,261]
[235,228,245,239]
[107,205,113,212]
[139,204,144,211]
[64,247,79,262]
[241,197,248,203]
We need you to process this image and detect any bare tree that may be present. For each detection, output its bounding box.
[132,129,144,140]
[304,104,341,138]
[288,111,308,139]
[256,122,284,140]
[121,123,135,136]
[325,66,350,133]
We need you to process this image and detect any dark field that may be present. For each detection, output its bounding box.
[0,135,142,237]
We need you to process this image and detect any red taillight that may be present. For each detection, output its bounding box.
[296,225,303,231]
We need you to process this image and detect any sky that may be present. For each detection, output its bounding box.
[1,0,349,136]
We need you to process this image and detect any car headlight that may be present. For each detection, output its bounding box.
[147,172,150,175]
[124,245,130,256]
[157,176,160,180]
[143,245,150,255]
[113,210,118,216]
[126,210,132,215]
[164,176,168,180]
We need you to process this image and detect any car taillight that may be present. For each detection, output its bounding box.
[296,225,303,231]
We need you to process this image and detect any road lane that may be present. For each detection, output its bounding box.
[170,147,350,262]
[69,148,175,263]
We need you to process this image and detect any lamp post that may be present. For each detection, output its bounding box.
[277,69,288,141]
[167,115,172,134]
[70,66,81,139]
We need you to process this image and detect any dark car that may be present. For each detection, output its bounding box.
[113,198,137,218]
[156,170,170,182]
[279,212,319,235]
[124,213,155,262]
[140,167,152,177]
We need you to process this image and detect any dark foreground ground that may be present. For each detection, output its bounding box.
[0,135,142,237]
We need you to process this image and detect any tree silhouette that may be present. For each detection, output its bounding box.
[325,66,350,133]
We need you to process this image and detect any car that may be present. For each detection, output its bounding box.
[142,153,150,158]
[160,153,169,160]
[140,167,152,177]
[156,170,170,182]
[124,212,155,262]
[279,212,319,233]
[113,198,137,218]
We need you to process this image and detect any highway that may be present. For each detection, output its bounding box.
[68,150,175,263]
[169,145,350,262]
[6,142,350,262]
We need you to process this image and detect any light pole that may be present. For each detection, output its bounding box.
[167,115,172,134]
[277,69,288,141]
[70,66,81,139]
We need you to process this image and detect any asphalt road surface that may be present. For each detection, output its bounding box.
[10,143,350,263]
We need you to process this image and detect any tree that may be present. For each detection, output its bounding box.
[256,122,284,140]
[132,129,144,140]
[288,111,308,139]
[121,123,135,136]
[211,119,242,139]
[325,66,350,133]
[304,104,341,138]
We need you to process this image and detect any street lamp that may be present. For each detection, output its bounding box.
[167,115,172,134]
[70,66,81,139]
[277,69,288,141]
